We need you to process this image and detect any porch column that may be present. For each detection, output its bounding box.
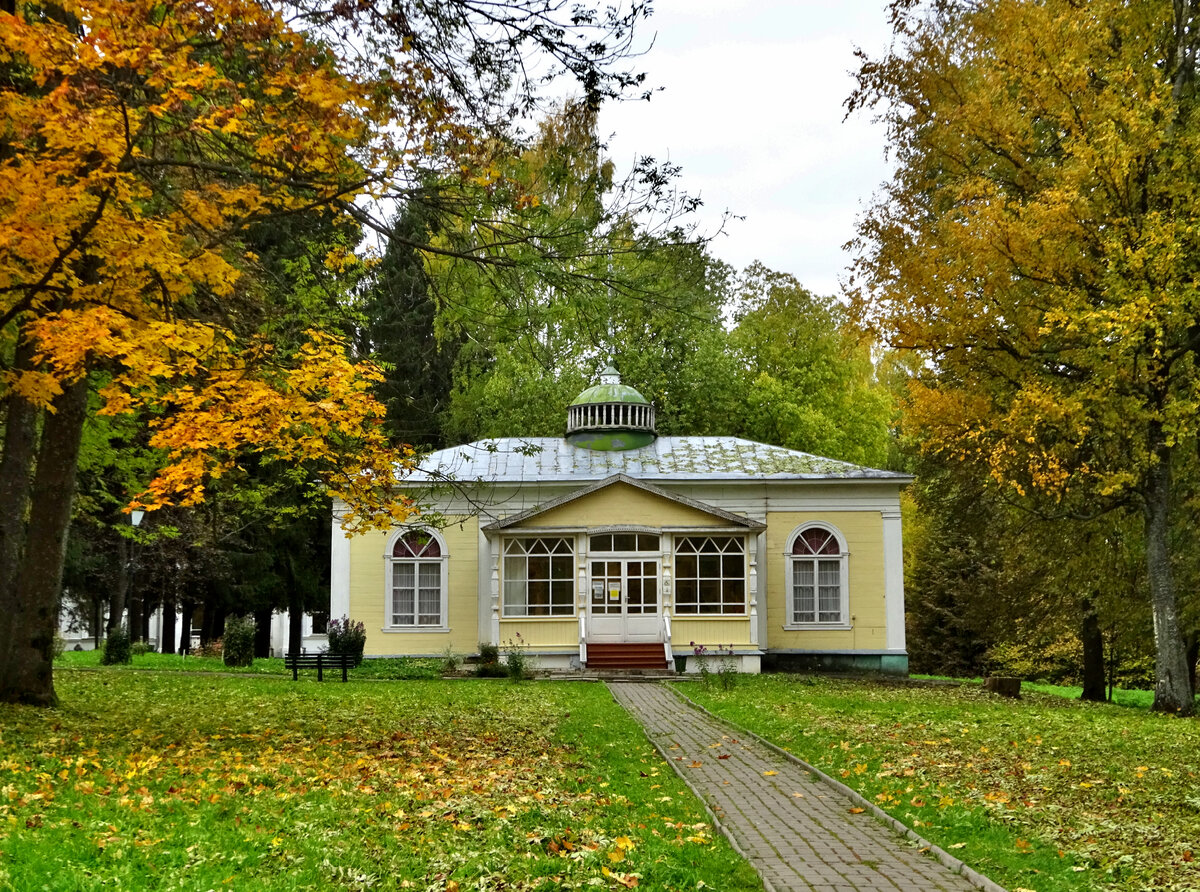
[747,533,759,647]
[882,507,906,653]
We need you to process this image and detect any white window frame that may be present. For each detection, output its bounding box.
[502,536,577,618]
[384,528,449,632]
[785,523,851,630]
[672,535,748,616]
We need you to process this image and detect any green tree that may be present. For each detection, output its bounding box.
[729,264,891,467]
[850,0,1200,713]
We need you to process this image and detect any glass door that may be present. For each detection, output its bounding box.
[588,558,660,642]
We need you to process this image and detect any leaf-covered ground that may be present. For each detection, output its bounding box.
[685,675,1200,892]
[0,672,761,891]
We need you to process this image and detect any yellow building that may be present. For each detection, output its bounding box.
[331,368,911,674]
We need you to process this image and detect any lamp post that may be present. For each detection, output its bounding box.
[128,509,144,647]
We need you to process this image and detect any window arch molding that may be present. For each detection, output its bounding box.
[384,528,449,631]
[784,522,850,629]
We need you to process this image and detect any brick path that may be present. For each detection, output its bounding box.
[609,683,993,892]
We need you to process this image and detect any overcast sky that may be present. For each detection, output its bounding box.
[598,0,898,298]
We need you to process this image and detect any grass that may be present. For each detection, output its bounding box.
[55,648,445,680]
[684,674,1200,892]
[0,671,762,891]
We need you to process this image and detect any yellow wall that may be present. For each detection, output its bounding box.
[348,517,479,655]
[498,619,578,649]
[764,511,887,650]
[671,618,753,649]
[516,481,729,528]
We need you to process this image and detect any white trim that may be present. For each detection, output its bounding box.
[783,521,851,630]
[882,507,906,651]
[384,528,449,632]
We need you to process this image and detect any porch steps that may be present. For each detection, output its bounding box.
[585,642,670,670]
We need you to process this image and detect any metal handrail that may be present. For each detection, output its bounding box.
[662,609,673,666]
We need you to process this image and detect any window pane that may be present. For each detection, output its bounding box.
[638,534,661,551]
[698,554,721,578]
[676,555,697,578]
[551,555,573,579]
[589,534,612,552]
[793,560,815,623]
[722,554,743,577]
[613,533,637,551]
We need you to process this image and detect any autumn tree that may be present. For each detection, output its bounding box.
[850,0,1200,713]
[0,0,661,705]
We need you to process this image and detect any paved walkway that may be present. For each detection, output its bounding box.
[609,683,991,892]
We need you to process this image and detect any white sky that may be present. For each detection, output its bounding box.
[599,0,898,298]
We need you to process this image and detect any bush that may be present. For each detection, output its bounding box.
[326,616,366,666]
[196,639,223,658]
[51,632,65,660]
[101,626,132,665]
[223,615,256,667]
[503,633,531,680]
[475,642,506,677]
[131,641,154,656]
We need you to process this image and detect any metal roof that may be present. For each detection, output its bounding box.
[407,436,911,484]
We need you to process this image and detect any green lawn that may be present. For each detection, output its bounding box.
[54,648,445,679]
[0,671,761,891]
[684,675,1200,892]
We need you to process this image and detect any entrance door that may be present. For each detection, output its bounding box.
[588,558,661,643]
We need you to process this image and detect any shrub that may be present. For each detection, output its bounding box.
[101,626,132,665]
[503,633,531,681]
[51,632,65,660]
[222,615,256,667]
[131,641,154,656]
[196,639,223,658]
[326,616,366,666]
[475,642,506,677]
[441,646,462,674]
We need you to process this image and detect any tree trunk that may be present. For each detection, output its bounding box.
[179,598,194,654]
[107,535,129,638]
[254,608,272,658]
[0,339,41,690]
[1080,597,1106,702]
[0,378,89,705]
[161,594,176,655]
[1143,432,1194,715]
[128,573,143,644]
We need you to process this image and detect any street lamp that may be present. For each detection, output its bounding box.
[128,509,144,649]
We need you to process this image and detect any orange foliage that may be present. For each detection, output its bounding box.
[0,0,485,527]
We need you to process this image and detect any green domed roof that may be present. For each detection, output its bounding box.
[565,365,656,451]
[569,365,650,407]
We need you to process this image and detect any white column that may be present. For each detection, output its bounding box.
[882,506,906,652]
[489,540,501,645]
[747,534,759,647]
[329,500,351,620]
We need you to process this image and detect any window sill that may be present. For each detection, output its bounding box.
[380,626,450,634]
[673,613,750,619]
[783,623,853,632]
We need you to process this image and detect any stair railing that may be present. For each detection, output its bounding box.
[662,609,673,667]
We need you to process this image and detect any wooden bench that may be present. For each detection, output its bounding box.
[284,651,356,682]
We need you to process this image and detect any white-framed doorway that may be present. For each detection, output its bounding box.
[587,555,662,643]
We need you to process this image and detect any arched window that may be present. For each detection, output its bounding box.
[787,524,848,627]
[387,530,447,629]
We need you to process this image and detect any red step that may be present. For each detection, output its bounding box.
[585,642,669,669]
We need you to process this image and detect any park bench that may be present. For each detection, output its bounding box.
[284,651,356,682]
